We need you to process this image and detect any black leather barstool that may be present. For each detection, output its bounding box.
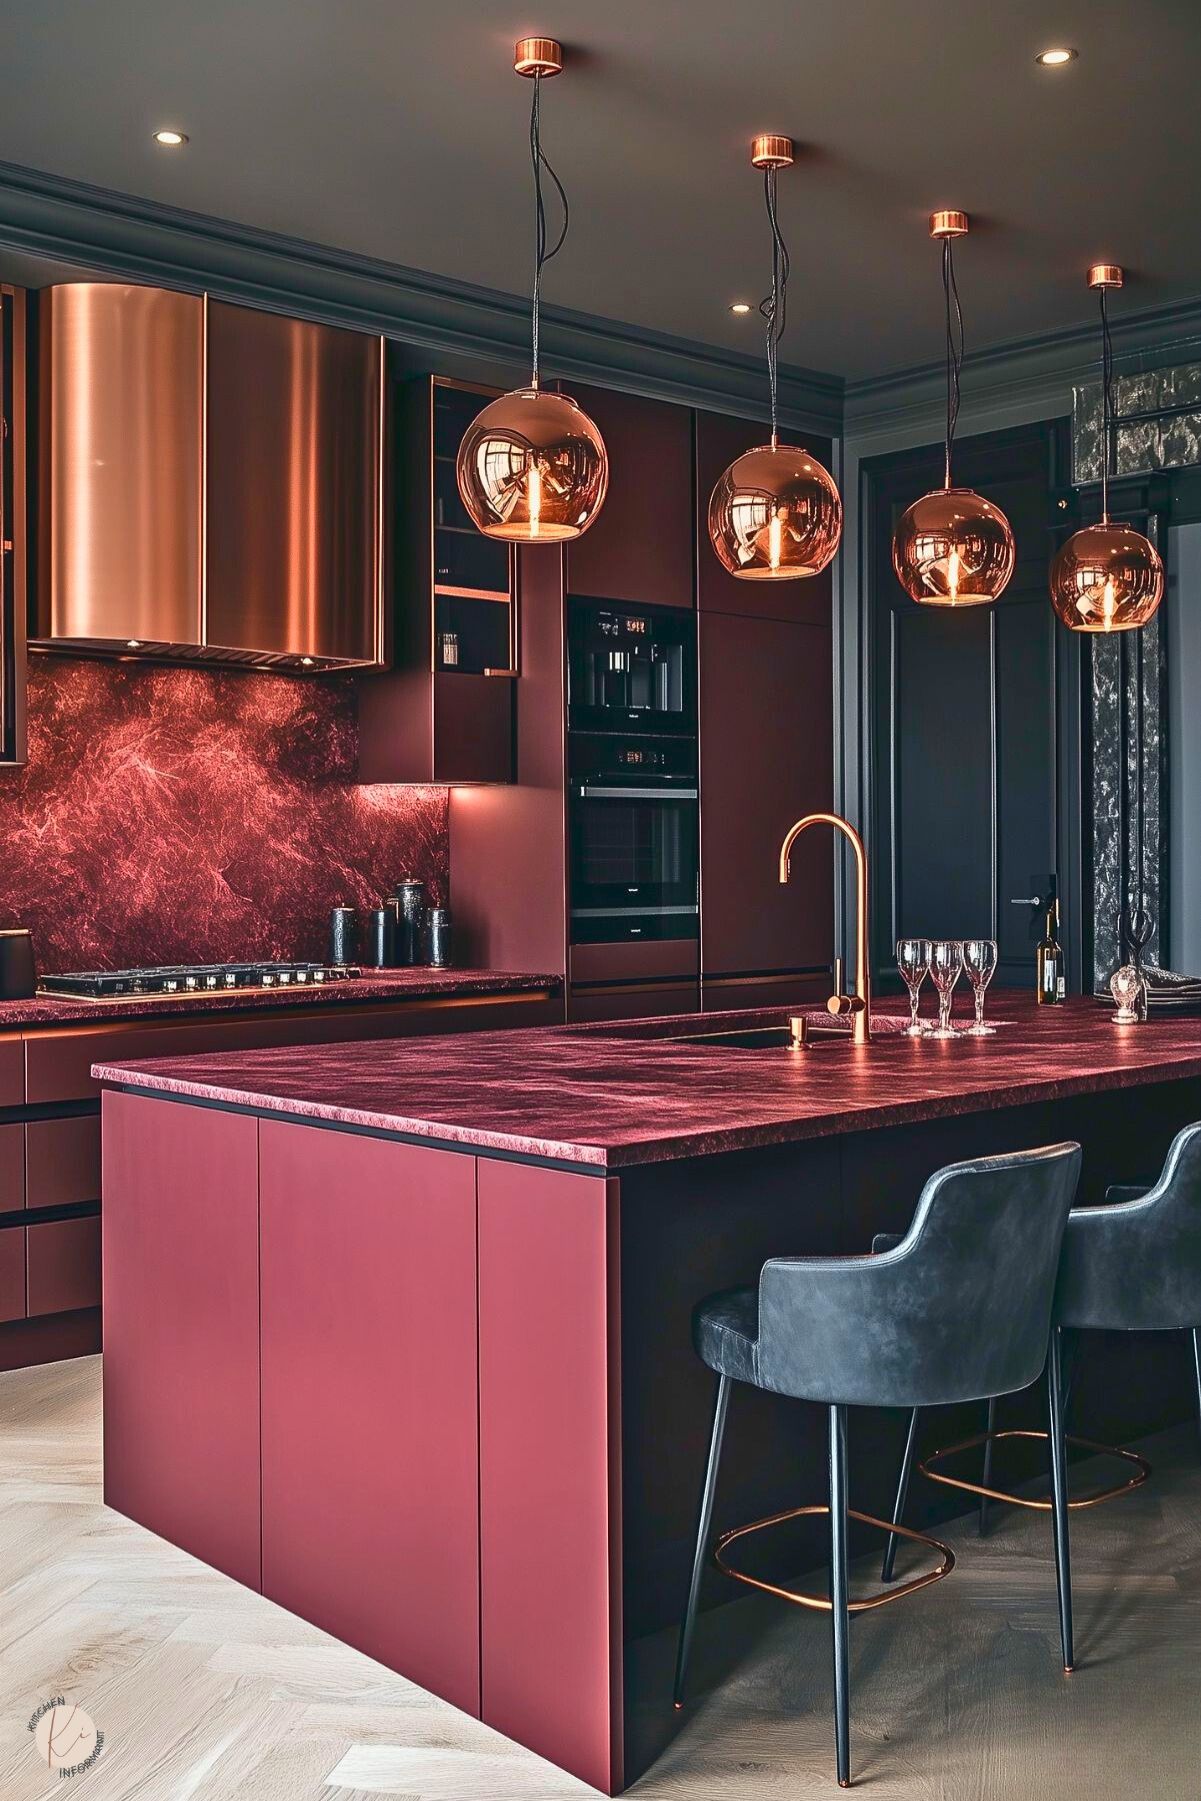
[674,1142,1081,1789]
[881,1122,1201,1665]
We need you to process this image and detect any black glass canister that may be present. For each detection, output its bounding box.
[0,928,36,1000]
[364,907,395,969]
[392,879,427,966]
[427,906,453,969]
[329,905,359,966]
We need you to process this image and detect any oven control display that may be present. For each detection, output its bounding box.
[617,746,665,768]
[599,614,649,636]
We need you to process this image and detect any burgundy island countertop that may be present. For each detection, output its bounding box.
[0,967,559,1031]
[93,994,1201,1169]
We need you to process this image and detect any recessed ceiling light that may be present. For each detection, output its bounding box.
[153,128,188,147]
[730,301,752,315]
[1035,47,1077,66]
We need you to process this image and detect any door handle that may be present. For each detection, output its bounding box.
[576,785,698,801]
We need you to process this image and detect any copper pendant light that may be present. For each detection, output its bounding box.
[456,39,608,542]
[1049,266,1163,633]
[708,136,842,581]
[892,213,1016,607]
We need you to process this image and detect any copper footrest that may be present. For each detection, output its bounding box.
[714,1503,954,1614]
[919,1428,1151,1511]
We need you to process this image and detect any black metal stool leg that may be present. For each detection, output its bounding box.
[880,1407,919,1583]
[1046,1329,1074,1673]
[978,1395,997,1536]
[673,1373,731,1709]
[1192,1328,1201,1460]
[829,1403,852,1788]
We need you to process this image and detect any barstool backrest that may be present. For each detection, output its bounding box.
[757,1141,1082,1408]
[1056,1121,1201,1331]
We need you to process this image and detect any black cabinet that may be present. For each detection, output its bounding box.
[865,420,1072,989]
[359,374,515,785]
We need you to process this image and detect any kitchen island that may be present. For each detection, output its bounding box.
[95,997,1201,1793]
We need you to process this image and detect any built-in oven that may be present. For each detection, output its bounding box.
[567,596,696,736]
[568,733,699,942]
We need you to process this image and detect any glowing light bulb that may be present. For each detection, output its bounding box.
[1102,576,1116,630]
[528,459,542,536]
[768,507,783,572]
[946,546,961,603]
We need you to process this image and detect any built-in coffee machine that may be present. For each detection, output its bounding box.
[566,597,699,945]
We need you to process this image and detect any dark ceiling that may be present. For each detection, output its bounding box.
[3,0,1199,381]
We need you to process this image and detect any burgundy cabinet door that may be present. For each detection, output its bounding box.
[696,410,835,625]
[0,1123,23,1214]
[103,1093,261,1590]
[25,1116,100,1208]
[569,982,699,1023]
[27,1216,101,1316]
[259,1121,480,1718]
[478,1160,622,1795]
[699,611,834,979]
[0,1230,23,1320]
[566,386,693,608]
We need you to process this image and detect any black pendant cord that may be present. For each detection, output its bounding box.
[529,71,569,390]
[942,237,964,489]
[759,167,789,448]
[1099,287,1115,523]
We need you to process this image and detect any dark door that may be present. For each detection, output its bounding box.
[699,610,834,984]
[565,386,693,609]
[865,419,1075,990]
[696,410,834,625]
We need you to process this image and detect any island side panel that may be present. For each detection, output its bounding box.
[478,1159,623,1796]
[101,1091,262,1590]
[258,1120,480,1718]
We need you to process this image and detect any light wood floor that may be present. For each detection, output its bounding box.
[1,1357,1199,1800]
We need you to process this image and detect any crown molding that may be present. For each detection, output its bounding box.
[0,158,843,434]
[844,293,1201,446]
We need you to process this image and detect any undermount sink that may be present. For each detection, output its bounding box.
[663,1024,843,1050]
[658,1013,908,1050]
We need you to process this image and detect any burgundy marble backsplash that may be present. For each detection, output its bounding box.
[0,658,448,974]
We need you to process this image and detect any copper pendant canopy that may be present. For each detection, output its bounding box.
[1049,264,1163,634]
[709,442,842,579]
[456,387,608,542]
[892,212,1015,608]
[455,39,608,545]
[708,136,842,582]
[893,486,1015,607]
[1049,520,1163,633]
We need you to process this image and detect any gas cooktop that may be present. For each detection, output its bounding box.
[39,961,362,999]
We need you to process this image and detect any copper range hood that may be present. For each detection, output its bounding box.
[33,283,386,670]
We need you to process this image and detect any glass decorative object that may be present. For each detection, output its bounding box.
[1110,963,1144,1024]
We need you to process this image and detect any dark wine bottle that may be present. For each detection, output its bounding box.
[1036,898,1066,1004]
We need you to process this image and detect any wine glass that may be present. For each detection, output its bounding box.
[928,940,964,1038]
[896,938,933,1036]
[962,939,999,1035]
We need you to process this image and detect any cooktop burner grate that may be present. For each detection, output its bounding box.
[39,962,362,999]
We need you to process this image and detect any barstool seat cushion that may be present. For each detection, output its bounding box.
[1055,1125,1201,1331]
[693,1286,760,1385]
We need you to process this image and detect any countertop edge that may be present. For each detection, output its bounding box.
[92,1031,1201,1172]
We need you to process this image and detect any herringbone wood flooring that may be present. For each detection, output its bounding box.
[1,1356,1199,1799]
